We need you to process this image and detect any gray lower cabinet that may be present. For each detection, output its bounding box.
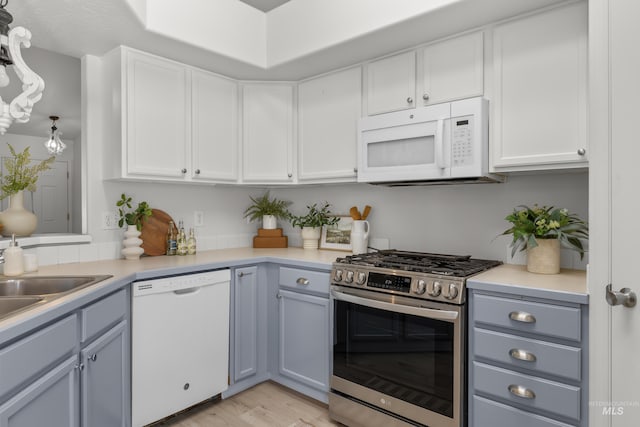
[469,290,588,427]
[277,289,330,391]
[0,287,129,427]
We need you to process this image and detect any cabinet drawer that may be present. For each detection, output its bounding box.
[473,395,574,427]
[473,294,581,341]
[473,362,580,421]
[81,289,127,344]
[279,267,329,295]
[474,328,581,381]
[0,314,77,399]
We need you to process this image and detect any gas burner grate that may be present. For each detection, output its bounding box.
[336,250,501,277]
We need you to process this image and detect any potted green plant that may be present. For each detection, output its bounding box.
[0,144,55,237]
[501,205,588,274]
[243,191,292,229]
[289,202,340,249]
[116,193,153,260]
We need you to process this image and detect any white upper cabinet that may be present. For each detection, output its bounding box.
[366,51,416,115]
[491,2,588,171]
[241,83,295,183]
[419,31,484,106]
[191,70,239,182]
[102,47,239,183]
[125,49,189,179]
[298,66,362,183]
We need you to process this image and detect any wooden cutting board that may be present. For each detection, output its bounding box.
[140,209,176,256]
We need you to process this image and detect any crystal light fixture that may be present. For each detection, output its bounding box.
[0,0,44,135]
[45,115,66,155]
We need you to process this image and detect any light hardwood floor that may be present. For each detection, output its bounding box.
[155,382,341,427]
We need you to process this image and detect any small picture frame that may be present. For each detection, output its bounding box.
[320,216,353,251]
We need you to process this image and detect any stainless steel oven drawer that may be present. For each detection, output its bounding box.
[473,395,574,427]
[279,267,329,295]
[473,361,581,421]
[473,327,581,381]
[473,294,581,341]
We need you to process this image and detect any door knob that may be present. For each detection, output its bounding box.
[606,284,637,308]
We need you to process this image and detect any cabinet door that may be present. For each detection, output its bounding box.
[81,321,128,427]
[298,67,362,182]
[420,31,483,106]
[126,50,189,179]
[366,51,416,115]
[0,356,79,427]
[233,266,259,381]
[492,2,587,171]
[192,70,239,182]
[278,290,330,391]
[242,84,294,183]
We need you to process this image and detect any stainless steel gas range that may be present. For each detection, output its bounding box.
[329,250,501,427]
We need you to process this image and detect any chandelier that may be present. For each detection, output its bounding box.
[0,0,44,135]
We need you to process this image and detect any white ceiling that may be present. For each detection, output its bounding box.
[238,0,290,12]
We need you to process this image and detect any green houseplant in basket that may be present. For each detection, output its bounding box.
[501,205,588,274]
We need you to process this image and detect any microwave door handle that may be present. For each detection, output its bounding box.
[331,289,459,321]
[434,119,447,169]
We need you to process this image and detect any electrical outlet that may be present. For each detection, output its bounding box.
[102,211,120,230]
[194,211,204,227]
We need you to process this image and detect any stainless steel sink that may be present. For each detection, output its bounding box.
[0,297,45,319]
[0,275,111,296]
[0,275,112,320]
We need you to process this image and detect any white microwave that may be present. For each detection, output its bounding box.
[357,97,503,185]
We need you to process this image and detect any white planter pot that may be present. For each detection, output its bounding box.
[1,191,37,237]
[263,215,277,229]
[527,238,560,274]
[122,224,144,260]
[301,226,321,249]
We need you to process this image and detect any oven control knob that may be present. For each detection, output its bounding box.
[415,279,427,295]
[356,272,367,285]
[345,270,354,283]
[444,283,459,300]
[428,281,442,297]
[334,270,343,282]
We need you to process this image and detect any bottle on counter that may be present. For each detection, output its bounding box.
[166,221,177,256]
[4,234,24,276]
[187,228,197,255]
[177,220,187,256]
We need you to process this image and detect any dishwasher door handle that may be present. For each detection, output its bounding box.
[173,287,200,295]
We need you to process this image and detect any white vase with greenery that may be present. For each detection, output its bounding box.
[290,202,339,250]
[117,193,152,260]
[0,144,54,237]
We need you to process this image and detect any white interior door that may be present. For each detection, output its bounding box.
[1,159,70,233]
[609,0,640,424]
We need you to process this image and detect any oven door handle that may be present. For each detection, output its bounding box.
[331,289,459,321]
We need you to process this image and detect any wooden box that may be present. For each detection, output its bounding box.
[253,235,288,248]
[257,228,283,237]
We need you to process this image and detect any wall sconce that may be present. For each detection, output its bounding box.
[45,115,66,155]
[0,0,44,135]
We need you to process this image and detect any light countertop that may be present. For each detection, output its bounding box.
[467,264,588,304]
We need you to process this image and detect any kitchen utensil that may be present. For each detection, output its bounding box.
[349,206,361,220]
[140,209,176,256]
[361,205,371,220]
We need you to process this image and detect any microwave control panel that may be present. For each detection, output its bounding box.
[452,115,473,166]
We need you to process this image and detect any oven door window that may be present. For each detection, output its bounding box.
[333,299,455,418]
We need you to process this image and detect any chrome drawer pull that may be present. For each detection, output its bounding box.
[296,277,310,286]
[508,384,536,399]
[509,348,537,362]
[509,311,536,323]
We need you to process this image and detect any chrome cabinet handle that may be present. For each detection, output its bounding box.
[296,277,310,286]
[406,97,413,104]
[76,363,85,371]
[509,348,537,362]
[353,167,357,173]
[509,311,536,323]
[508,384,536,399]
[606,284,637,308]
[423,94,429,101]
[287,173,293,178]
[577,148,586,156]
[195,169,201,174]
[181,168,187,174]
[238,272,244,278]
[89,354,97,362]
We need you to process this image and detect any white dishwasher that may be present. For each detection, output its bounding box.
[132,269,230,427]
